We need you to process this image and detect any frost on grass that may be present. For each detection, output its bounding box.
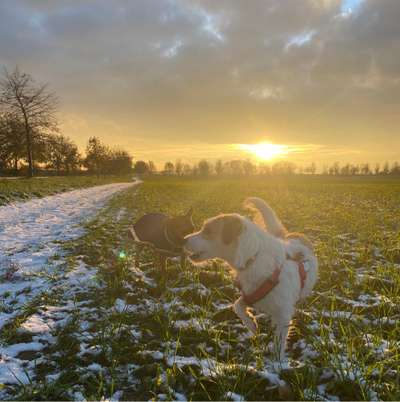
[0,182,134,330]
[0,182,135,395]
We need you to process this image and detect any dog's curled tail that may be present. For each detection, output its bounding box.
[244,197,287,238]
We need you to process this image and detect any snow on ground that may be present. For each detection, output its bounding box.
[0,182,136,269]
[0,181,138,392]
[0,181,136,330]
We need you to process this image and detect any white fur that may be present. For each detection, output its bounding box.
[244,196,287,237]
[185,200,318,361]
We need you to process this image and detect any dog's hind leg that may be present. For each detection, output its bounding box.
[233,297,258,335]
[159,253,167,273]
[180,253,186,270]
[135,243,143,267]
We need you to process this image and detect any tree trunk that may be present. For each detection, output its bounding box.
[26,135,33,177]
[22,116,33,178]
[14,157,18,175]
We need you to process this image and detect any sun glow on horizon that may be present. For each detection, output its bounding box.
[237,142,290,161]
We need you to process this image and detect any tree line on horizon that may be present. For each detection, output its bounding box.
[133,159,400,177]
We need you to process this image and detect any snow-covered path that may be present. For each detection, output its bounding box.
[0,181,138,330]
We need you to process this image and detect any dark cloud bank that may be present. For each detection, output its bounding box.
[1,0,399,163]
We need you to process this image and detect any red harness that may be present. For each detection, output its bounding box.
[297,261,307,290]
[236,260,307,305]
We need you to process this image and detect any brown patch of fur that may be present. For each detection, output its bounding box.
[201,216,224,239]
[200,214,243,245]
[221,215,243,244]
[285,232,314,252]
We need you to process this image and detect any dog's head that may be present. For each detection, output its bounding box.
[166,208,195,245]
[184,213,244,263]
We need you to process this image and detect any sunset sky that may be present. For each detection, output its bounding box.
[1,0,399,167]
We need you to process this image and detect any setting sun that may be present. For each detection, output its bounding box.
[238,143,289,161]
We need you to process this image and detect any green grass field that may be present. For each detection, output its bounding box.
[0,175,133,205]
[1,176,400,400]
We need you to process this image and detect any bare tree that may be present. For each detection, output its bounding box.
[304,162,316,175]
[0,113,25,173]
[215,159,224,175]
[175,159,183,176]
[147,160,156,173]
[0,67,58,177]
[361,163,371,175]
[182,163,192,175]
[198,159,211,176]
[382,161,390,175]
[164,161,174,175]
[391,162,400,175]
[243,159,256,176]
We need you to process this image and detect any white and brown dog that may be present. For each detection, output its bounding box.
[184,197,318,361]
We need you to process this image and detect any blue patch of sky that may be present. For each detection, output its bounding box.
[202,13,224,42]
[341,0,364,14]
[285,30,315,50]
[162,39,184,58]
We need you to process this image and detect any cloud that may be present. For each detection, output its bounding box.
[0,0,399,163]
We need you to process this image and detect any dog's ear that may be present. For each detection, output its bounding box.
[185,207,193,217]
[222,215,243,245]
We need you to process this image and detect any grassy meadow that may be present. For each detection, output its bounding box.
[1,175,400,400]
[0,175,133,205]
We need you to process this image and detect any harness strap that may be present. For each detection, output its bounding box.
[236,266,282,305]
[236,260,308,305]
[298,261,307,290]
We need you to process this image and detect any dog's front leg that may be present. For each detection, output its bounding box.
[273,319,291,362]
[135,243,143,267]
[233,297,258,335]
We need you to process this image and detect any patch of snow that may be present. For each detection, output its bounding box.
[303,388,325,400]
[224,391,245,401]
[110,390,124,401]
[173,318,210,332]
[128,265,156,287]
[20,313,53,333]
[46,372,61,382]
[170,283,211,297]
[140,350,164,360]
[131,328,142,340]
[174,391,187,401]
[72,391,86,401]
[114,298,128,313]
[0,341,44,358]
[0,182,136,330]
[87,363,102,372]
[0,354,33,384]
